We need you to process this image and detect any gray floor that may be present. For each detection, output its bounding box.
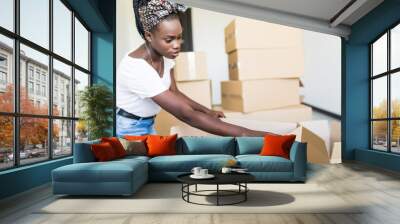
[0,162,400,224]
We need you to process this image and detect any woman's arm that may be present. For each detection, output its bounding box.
[152,89,276,137]
[169,69,225,118]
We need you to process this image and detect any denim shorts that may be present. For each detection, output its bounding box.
[116,113,157,137]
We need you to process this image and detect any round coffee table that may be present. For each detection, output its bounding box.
[177,172,255,206]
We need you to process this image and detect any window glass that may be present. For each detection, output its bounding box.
[20,44,49,115]
[20,0,49,49]
[372,34,387,76]
[53,0,72,60]
[74,18,89,69]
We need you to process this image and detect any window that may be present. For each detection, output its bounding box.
[0,0,91,170]
[28,67,34,80]
[371,23,400,154]
[41,73,46,82]
[74,69,89,118]
[35,70,41,81]
[42,85,46,97]
[0,116,13,170]
[0,35,13,113]
[53,59,72,117]
[28,81,34,94]
[53,119,72,158]
[20,0,49,49]
[0,54,8,87]
[0,0,14,32]
[53,0,72,60]
[75,18,89,70]
[36,83,40,95]
[0,71,6,85]
[0,54,7,67]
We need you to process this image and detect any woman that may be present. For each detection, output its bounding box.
[116,0,277,137]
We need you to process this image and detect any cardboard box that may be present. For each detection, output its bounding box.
[330,120,341,144]
[154,80,212,135]
[228,48,304,80]
[221,79,300,113]
[289,126,330,164]
[173,52,208,81]
[214,104,312,123]
[170,119,298,137]
[330,142,342,164]
[290,120,342,164]
[224,18,303,53]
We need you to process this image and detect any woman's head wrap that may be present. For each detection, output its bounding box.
[134,0,187,39]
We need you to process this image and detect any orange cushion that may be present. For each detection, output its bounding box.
[101,137,127,158]
[91,142,118,162]
[259,134,296,159]
[146,134,178,157]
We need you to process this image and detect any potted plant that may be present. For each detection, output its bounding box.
[79,84,113,140]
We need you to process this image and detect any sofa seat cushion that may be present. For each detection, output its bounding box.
[52,159,147,183]
[149,154,235,172]
[236,155,293,172]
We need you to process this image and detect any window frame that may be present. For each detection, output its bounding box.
[0,0,92,171]
[370,21,400,154]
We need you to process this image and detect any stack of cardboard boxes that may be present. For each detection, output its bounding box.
[154,52,213,135]
[220,17,312,120]
[154,18,341,164]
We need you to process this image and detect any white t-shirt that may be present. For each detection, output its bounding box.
[116,52,175,117]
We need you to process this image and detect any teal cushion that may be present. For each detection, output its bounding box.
[176,136,236,155]
[148,154,235,172]
[235,137,264,155]
[115,155,150,163]
[236,155,293,172]
[52,159,147,183]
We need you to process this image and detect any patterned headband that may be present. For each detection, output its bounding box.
[138,0,188,32]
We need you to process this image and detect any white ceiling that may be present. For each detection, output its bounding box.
[176,0,384,38]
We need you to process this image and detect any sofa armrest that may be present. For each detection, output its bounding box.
[73,140,100,163]
[289,141,307,181]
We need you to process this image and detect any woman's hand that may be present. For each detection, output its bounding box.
[207,109,226,118]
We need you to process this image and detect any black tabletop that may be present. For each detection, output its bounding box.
[177,172,255,185]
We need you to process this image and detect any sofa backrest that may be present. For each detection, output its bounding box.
[74,136,280,161]
[176,136,236,155]
[73,139,100,163]
[235,137,264,155]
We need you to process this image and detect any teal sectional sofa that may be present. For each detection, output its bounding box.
[52,136,307,196]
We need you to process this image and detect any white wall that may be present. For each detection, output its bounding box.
[116,2,341,115]
[116,0,144,66]
[191,8,236,105]
[191,8,341,114]
[302,30,341,115]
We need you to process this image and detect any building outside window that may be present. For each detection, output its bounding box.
[0,54,7,89]
[28,81,34,94]
[41,73,46,83]
[41,85,46,97]
[0,54,7,67]
[0,0,91,171]
[28,67,34,80]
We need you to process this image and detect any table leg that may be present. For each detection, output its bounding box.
[245,183,247,201]
[187,184,190,202]
[195,184,197,192]
[217,184,219,206]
